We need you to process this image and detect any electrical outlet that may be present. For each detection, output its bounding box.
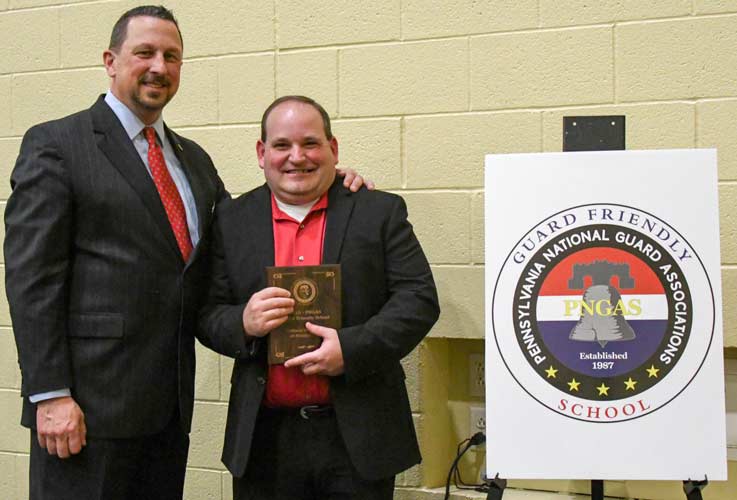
[469,405,486,433]
[468,353,485,397]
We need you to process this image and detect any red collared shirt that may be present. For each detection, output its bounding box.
[264,192,331,407]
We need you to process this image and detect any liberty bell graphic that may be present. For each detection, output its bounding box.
[568,260,636,347]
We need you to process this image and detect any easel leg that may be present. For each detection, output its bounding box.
[683,477,708,500]
[485,474,507,500]
[591,480,603,500]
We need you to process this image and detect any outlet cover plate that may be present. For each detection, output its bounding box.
[470,405,486,433]
[468,353,485,398]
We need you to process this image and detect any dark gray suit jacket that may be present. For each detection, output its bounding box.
[199,179,440,480]
[4,96,227,437]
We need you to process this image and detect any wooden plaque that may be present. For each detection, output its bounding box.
[265,264,341,364]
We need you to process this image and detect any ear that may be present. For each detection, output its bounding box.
[103,50,116,77]
[256,140,266,170]
[330,137,339,165]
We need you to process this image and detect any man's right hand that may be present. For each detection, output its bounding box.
[242,287,295,337]
[36,396,86,458]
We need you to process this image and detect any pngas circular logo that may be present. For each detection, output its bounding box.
[292,278,318,305]
[492,203,715,423]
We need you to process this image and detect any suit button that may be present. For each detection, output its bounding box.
[257,376,266,385]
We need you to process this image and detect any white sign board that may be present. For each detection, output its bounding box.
[485,150,726,480]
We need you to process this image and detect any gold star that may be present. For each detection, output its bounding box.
[545,366,558,378]
[624,378,637,391]
[596,383,610,396]
[646,365,660,378]
[567,378,580,392]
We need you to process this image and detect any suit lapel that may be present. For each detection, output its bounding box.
[240,185,274,287]
[166,126,213,266]
[323,180,354,264]
[90,96,182,261]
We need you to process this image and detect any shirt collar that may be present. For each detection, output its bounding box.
[271,192,328,222]
[105,91,167,142]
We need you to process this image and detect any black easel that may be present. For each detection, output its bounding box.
[683,477,708,500]
[562,116,708,500]
[563,115,625,500]
[563,115,624,152]
[479,474,505,500]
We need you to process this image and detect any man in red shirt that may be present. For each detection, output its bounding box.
[199,95,439,500]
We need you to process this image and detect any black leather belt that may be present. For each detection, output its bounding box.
[262,405,334,420]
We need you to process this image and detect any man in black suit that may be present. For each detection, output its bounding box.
[4,7,366,500]
[199,96,440,499]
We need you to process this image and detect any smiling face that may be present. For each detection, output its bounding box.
[103,15,182,124]
[257,100,338,205]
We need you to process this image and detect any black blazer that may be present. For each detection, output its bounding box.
[4,96,227,438]
[199,179,440,480]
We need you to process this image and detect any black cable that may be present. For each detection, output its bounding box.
[444,439,473,499]
[458,432,489,491]
[469,432,486,446]
[453,438,476,489]
[444,432,487,499]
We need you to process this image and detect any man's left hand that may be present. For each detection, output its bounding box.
[284,322,344,376]
[336,167,375,192]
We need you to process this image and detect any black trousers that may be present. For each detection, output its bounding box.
[29,414,189,500]
[233,407,394,500]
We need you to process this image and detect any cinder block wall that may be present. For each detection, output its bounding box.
[1,1,736,499]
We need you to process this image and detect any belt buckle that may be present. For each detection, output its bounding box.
[299,405,321,419]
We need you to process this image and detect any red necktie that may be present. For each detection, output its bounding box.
[144,127,193,262]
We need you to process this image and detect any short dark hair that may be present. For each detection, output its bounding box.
[109,5,182,51]
[260,96,333,142]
